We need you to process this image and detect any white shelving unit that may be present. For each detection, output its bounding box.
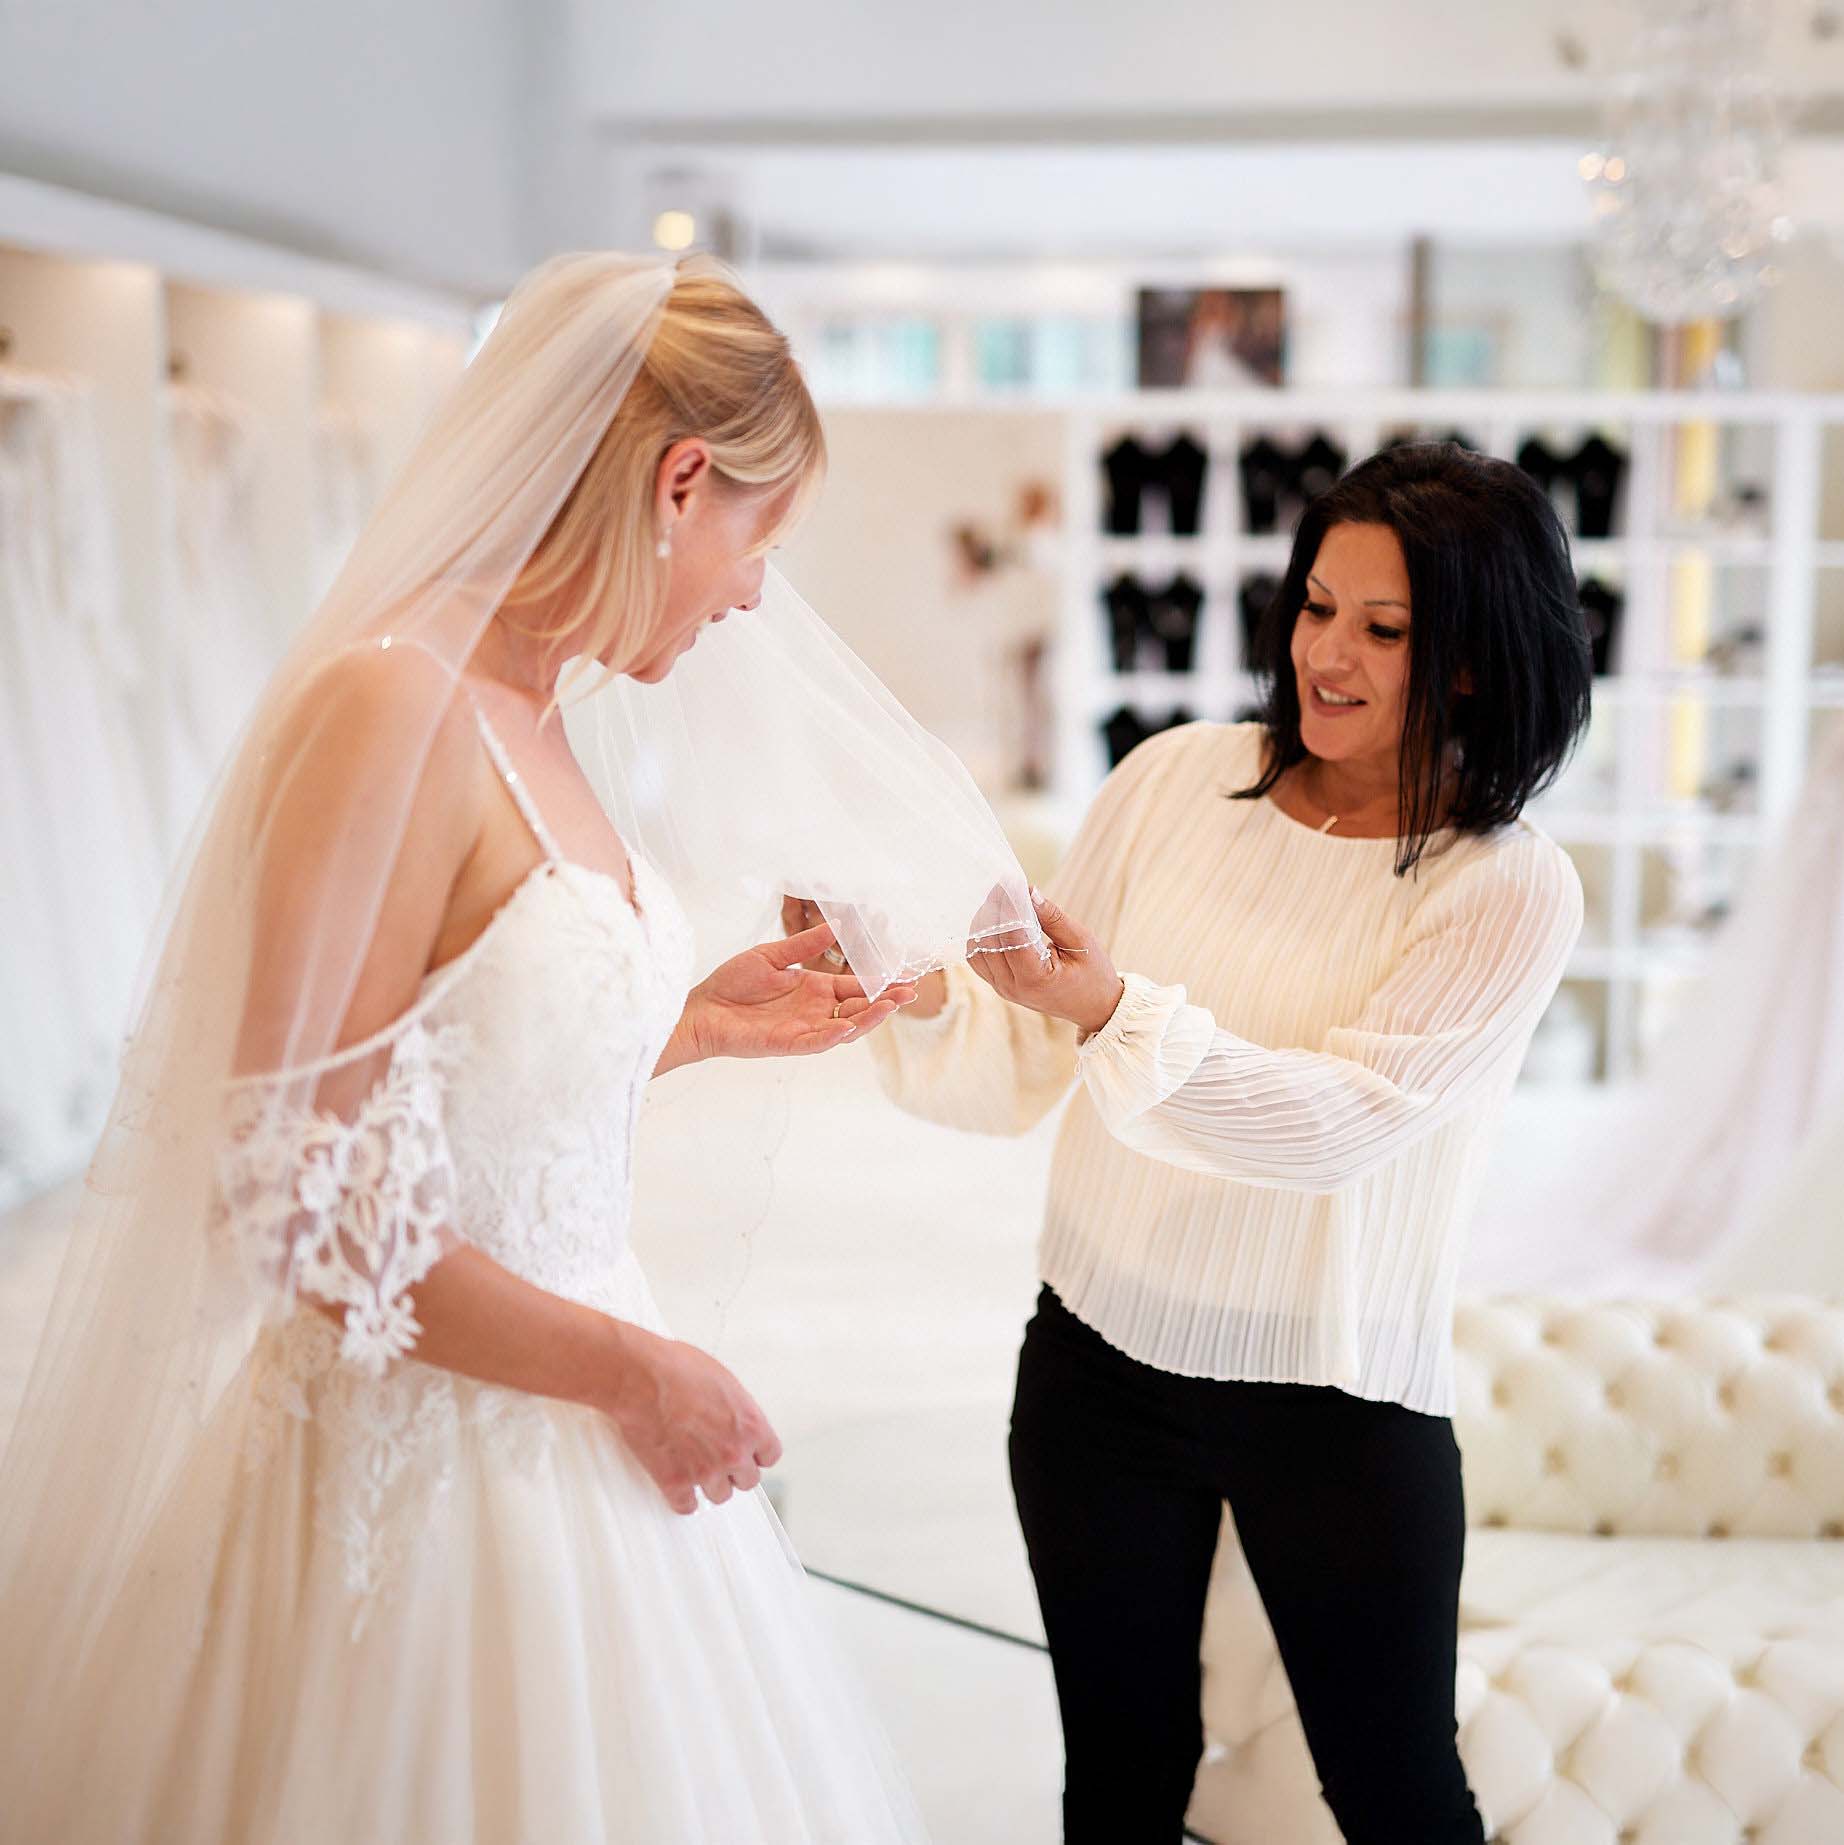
[1057,390,1844,1080]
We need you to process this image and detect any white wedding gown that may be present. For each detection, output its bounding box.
[0,382,163,1205]
[15,710,928,1845]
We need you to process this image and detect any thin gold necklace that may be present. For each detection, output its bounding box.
[1303,760,1342,833]
[1303,760,1398,836]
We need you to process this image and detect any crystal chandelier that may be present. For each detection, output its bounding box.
[1583,0,1792,324]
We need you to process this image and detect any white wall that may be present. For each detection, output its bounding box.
[0,0,527,293]
[1756,232,1844,393]
[1754,232,1844,663]
[780,408,1063,782]
[1428,246,1599,389]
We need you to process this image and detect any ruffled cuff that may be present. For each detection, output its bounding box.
[1076,971,1217,1132]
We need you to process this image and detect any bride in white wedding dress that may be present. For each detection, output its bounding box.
[0,256,1041,1843]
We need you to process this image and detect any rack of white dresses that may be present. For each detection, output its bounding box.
[0,176,480,1206]
[0,174,477,664]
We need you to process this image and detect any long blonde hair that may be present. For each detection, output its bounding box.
[501,256,825,671]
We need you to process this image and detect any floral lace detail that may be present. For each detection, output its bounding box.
[436,868,687,1299]
[243,1313,558,1634]
[215,1020,469,1375]
[225,854,694,1614]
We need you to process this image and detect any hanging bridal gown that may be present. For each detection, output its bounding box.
[0,382,162,1203]
[12,707,928,1845]
[153,384,277,858]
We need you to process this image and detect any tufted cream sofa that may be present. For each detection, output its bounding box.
[1188,1298,1844,1845]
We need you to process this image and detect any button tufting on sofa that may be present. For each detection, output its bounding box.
[1192,1295,1844,1845]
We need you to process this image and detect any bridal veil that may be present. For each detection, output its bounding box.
[0,252,1040,1789]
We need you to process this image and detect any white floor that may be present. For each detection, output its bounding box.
[812,1581,1065,1845]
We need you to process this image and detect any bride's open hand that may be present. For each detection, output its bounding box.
[659,920,915,1073]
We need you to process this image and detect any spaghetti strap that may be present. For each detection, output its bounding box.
[470,703,566,863]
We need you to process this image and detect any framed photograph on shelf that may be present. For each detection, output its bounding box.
[1136,288,1285,389]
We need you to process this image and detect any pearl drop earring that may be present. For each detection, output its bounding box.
[656,531,673,560]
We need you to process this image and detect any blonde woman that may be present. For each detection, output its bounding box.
[0,258,991,1843]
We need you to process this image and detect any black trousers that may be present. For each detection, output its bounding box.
[1008,1286,1486,1845]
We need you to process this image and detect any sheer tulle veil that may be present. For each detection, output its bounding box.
[0,251,1040,1790]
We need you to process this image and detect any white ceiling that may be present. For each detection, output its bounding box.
[577,0,1844,131]
[7,1,1844,288]
[563,0,1844,263]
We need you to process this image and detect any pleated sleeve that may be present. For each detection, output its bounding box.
[1076,831,1583,1190]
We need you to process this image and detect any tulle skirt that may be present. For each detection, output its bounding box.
[5,1256,927,1845]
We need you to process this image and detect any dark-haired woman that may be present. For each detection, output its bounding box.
[852,445,1592,1843]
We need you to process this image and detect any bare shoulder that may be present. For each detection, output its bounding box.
[283,641,476,791]
[234,646,489,1072]
[257,641,483,875]
[286,639,472,751]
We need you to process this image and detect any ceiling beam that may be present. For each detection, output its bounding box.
[600,97,1844,150]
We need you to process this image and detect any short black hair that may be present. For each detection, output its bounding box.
[1234,441,1593,876]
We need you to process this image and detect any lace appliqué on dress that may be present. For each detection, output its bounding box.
[215,1020,469,1374]
[243,1311,557,1633]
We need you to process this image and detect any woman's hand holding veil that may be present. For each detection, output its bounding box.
[655,919,916,1076]
[782,888,1123,1039]
[967,888,1126,1039]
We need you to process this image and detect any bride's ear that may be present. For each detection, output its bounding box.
[657,439,714,524]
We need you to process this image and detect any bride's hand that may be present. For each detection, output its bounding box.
[780,894,851,971]
[603,1326,782,1515]
[778,895,941,1022]
[675,920,915,1066]
[969,888,1125,1038]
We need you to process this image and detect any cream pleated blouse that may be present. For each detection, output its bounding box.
[870,721,1582,1416]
